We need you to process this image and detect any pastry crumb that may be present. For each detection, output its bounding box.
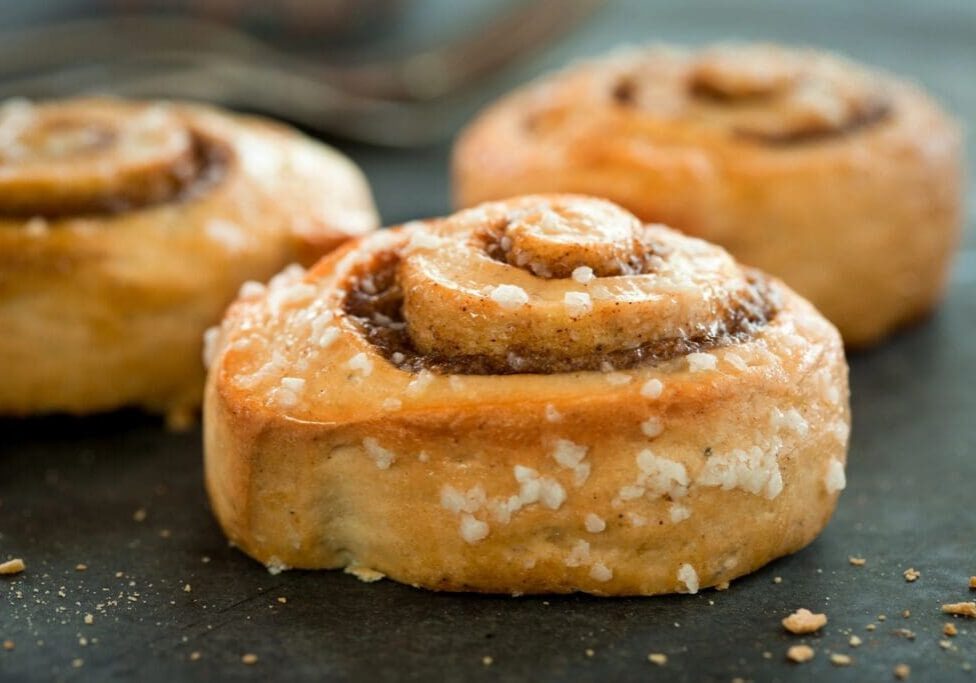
[277,597,287,604]
[944,622,958,636]
[866,624,877,631]
[831,653,852,667]
[0,558,26,575]
[183,583,192,593]
[782,608,827,634]
[189,651,202,661]
[894,663,910,680]
[940,639,953,650]
[84,613,93,625]
[903,568,920,582]
[648,653,668,666]
[902,609,911,618]
[482,656,493,666]
[848,556,866,566]
[3,640,14,651]
[773,576,783,584]
[893,628,915,640]
[344,565,386,583]
[942,602,976,618]
[75,564,87,572]
[241,653,258,665]
[849,635,862,647]
[715,581,730,591]
[72,658,84,668]
[585,648,595,657]
[132,508,147,522]
[787,645,814,663]
[970,576,976,590]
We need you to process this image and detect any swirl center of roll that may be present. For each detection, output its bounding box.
[483,198,649,278]
[0,99,221,217]
[345,196,775,375]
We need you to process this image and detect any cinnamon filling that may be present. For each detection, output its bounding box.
[343,248,777,376]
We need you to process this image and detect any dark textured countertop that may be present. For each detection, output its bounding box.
[2,1,975,681]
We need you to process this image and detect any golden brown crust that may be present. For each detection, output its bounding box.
[204,195,850,595]
[453,44,964,347]
[0,97,378,420]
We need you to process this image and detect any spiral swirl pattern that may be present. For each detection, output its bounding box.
[0,98,223,216]
[341,195,774,375]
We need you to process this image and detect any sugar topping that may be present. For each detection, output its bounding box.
[564,291,593,316]
[584,513,606,533]
[238,280,266,299]
[459,514,489,544]
[489,284,530,310]
[771,407,809,436]
[539,478,567,510]
[571,266,595,284]
[698,444,784,499]
[274,377,303,408]
[677,563,699,594]
[636,449,689,498]
[641,417,664,438]
[589,563,613,582]
[347,352,374,377]
[687,352,718,372]
[552,439,588,469]
[825,459,846,493]
[550,439,590,487]
[362,438,396,470]
[641,379,664,399]
[669,504,691,523]
[565,540,591,567]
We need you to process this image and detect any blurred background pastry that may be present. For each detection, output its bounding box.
[0,97,377,424]
[453,43,964,347]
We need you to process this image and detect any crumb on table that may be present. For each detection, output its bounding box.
[0,558,25,575]
[903,568,920,582]
[830,653,852,667]
[894,663,910,679]
[942,602,976,618]
[782,608,828,634]
[648,653,667,666]
[944,622,958,636]
[849,556,866,566]
[787,645,814,663]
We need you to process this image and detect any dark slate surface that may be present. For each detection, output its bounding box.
[1,1,975,681]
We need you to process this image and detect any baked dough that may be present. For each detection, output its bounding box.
[204,195,850,595]
[453,44,964,347]
[0,97,378,423]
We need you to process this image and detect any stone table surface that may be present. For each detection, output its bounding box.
[2,1,975,681]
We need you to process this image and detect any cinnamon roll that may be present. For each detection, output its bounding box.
[453,44,964,347]
[0,97,378,423]
[204,195,850,596]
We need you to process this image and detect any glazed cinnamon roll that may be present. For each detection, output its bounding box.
[453,44,964,347]
[0,97,378,423]
[204,195,850,596]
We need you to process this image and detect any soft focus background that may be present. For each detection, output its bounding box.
[1,2,974,682]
